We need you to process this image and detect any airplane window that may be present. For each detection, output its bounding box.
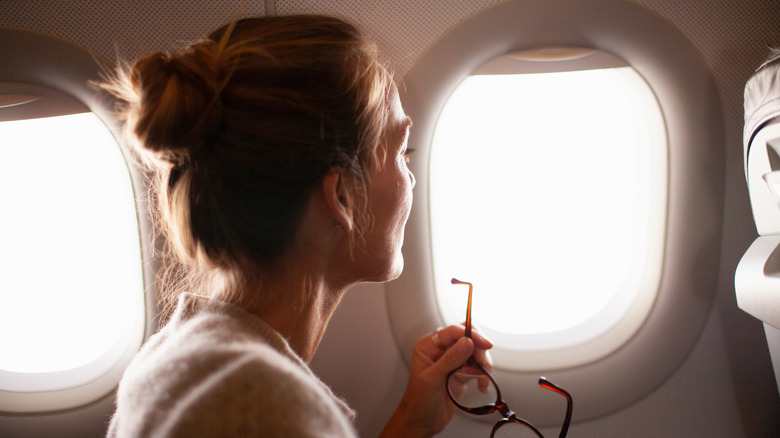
[387,0,723,423]
[0,27,149,414]
[429,52,666,368]
[0,112,142,381]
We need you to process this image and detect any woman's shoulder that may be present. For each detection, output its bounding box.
[137,293,299,369]
[145,345,355,438]
[111,294,357,438]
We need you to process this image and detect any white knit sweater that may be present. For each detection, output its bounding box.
[107,293,357,437]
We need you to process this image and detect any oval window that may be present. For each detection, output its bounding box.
[429,49,667,369]
[0,28,148,414]
[387,0,723,423]
[0,110,143,385]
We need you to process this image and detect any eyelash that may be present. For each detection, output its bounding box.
[403,147,416,163]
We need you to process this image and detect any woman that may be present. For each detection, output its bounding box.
[103,15,492,437]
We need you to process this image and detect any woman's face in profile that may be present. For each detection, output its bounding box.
[356,87,416,282]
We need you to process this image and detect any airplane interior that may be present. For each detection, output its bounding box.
[1,0,780,436]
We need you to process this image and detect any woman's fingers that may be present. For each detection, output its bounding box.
[424,325,494,372]
[429,325,494,349]
[434,337,475,375]
[471,343,493,373]
[470,328,494,350]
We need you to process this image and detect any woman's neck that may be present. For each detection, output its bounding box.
[230,186,358,363]
[237,261,350,363]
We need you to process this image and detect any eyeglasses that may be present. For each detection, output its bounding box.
[446,278,573,437]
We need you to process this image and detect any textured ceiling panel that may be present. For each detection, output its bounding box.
[0,1,266,62]
[276,0,500,78]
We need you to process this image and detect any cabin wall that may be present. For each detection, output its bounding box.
[1,0,779,436]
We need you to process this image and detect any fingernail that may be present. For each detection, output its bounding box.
[457,337,473,352]
[478,333,495,348]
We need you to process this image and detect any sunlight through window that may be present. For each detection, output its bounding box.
[431,66,666,352]
[0,112,143,385]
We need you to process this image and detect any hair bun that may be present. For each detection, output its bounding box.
[130,47,223,167]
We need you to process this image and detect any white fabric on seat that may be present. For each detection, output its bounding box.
[744,50,780,150]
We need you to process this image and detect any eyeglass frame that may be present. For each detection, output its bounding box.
[445,278,573,438]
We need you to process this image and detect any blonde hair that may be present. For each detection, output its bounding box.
[102,15,395,313]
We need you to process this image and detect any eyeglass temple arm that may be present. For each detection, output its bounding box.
[450,278,473,338]
[538,377,573,438]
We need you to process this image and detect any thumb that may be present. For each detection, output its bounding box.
[434,337,474,375]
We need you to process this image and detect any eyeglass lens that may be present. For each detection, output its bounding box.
[447,362,500,410]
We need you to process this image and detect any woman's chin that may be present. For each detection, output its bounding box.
[360,255,405,284]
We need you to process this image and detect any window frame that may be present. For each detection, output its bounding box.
[427,58,668,369]
[386,0,724,424]
[0,27,155,414]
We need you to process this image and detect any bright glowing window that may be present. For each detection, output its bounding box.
[430,52,666,367]
[0,112,143,390]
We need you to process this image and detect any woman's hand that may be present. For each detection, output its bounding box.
[379,325,493,438]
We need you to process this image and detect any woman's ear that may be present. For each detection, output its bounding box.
[322,168,354,233]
